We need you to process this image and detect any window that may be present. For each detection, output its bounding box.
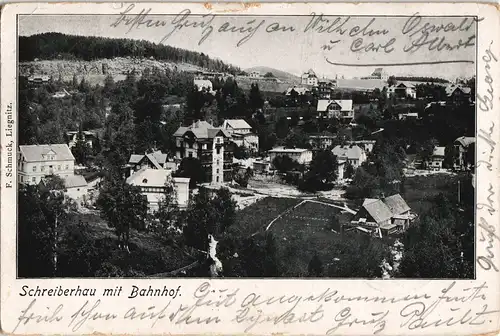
[33,166,36,172]
[216,176,219,183]
[217,159,220,165]
[58,165,61,171]
[216,169,219,174]
[32,177,36,183]
[202,144,207,150]
[189,152,193,158]
[65,165,69,170]
[216,147,221,155]
[41,165,45,172]
[20,176,23,182]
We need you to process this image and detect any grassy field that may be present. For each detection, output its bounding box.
[402,173,460,214]
[230,197,302,237]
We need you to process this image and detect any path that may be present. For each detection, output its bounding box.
[261,199,357,233]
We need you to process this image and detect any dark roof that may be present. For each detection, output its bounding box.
[383,194,410,215]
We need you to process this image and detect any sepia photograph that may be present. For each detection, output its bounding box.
[17,12,477,280]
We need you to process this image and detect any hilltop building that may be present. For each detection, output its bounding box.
[445,84,471,103]
[193,79,214,92]
[332,144,367,169]
[316,81,337,99]
[174,120,234,185]
[361,68,389,81]
[301,69,318,86]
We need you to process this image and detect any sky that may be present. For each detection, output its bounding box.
[19,13,476,80]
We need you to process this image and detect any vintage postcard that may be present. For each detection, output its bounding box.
[1,2,499,335]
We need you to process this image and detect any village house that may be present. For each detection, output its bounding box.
[252,159,271,173]
[27,74,50,86]
[285,86,310,96]
[454,136,475,171]
[126,167,190,212]
[193,79,214,92]
[317,99,354,121]
[387,83,417,99]
[347,140,377,153]
[348,194,414,237]
[18,144,76,185]
[66,130,99,149]
[268,147,313,166]
[445,84,471,104]
[174,120,234,185]
[249,71,261,78]
[301,69,318,86]
[308,131,337,149]
[332,144,367,168]
[429,146,446,170]
[126,150,177,177]
[316,81,337,99]
[222,119,259,152]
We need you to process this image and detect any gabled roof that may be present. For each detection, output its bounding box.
[128,150,168,169]
[64,175,88,189]
[19,144,74,162]
[433,146,446,157]
[445,84,471,96]
[362,199,393,223]
[174,121,231,139]
[332,145,365,160]
[223,119,252,130]
[383,194,410,215]
[126,167,172,187]
[455,136,475,147]
[269,146,310,154]
[317,99,353,112]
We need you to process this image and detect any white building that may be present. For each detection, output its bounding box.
[285,86,310,96]
[317,99,354,120]
[193,79,213,92]
[268,147,313,166]
[63,175,89,201]
[18,144,76,185]
[222,119,259,152]
[387,83,417,99]
[332,144,367,168]
[249,71,261,78]
[429,146,446,170]
[301,69,318,86]
[126,168,190,212]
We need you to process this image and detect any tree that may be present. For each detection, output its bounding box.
[264,72,275,78]
[248,83,264,112]
[387,76,397,87]
[175,157,206,189]
[308,255,324,277]
[344,161,355,179]
[233,166,253,187]
[443,144,457,169]
[184,187,236,251]
[152,179,181,244]
[418,138,438,169]
[96,179,149,252]
[272,155,301,174]
[18,183,72,277]
[284,128,309,148]
[309,149,338,184]
[72,130,92,165]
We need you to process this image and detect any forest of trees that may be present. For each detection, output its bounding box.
[19,33,241,74]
